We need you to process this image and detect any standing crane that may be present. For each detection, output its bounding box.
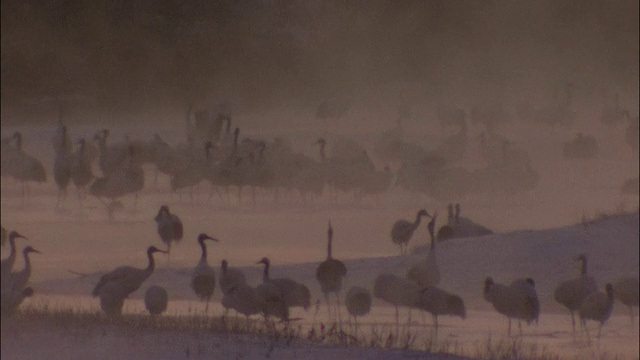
[145,285,169,316]
[579,283,615,344]
[1,231,27,290]
[258,257,311,312]
[219,259,247,296]
[407,211,440,287]
[612,276,639,326]
[53,125,72,208]
[91,246,167,300]
[70,139,94,205]
[554,254,598,336]
[6,246,41,293]
[191,233,219,313]
[2,132,47,201]
[484,277,539,337]
[316,221,347,320]
[391,209,430,255]
[345,286,371,333]
[154,205,184,259]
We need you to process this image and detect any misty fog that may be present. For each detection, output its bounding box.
[1,0,638,125]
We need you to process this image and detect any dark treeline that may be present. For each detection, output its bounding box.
[1,0,638,122]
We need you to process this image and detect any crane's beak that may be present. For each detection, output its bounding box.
[205,236,219,242]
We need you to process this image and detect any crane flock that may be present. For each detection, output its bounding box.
[0,101,638,346]
[0,201,637,348]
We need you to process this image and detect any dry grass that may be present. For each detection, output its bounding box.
[2,302,574,360]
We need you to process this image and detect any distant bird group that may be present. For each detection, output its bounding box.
[437,204,493,241]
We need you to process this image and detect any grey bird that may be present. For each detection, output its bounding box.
[191,233,219,313]
[219,259,247,296]
[484,277,538,336]
[407,211,440,287]
[1,231,27,289]
[145,285,169,316]
[345,286,371,333]
[579,283,615,344]
[92,246,167,299]
[417,286,466,336]
[554,254,598,336]
[154,205,184,258]
[1,286,34,320]
[7,246,41,293]
[391,209,430,255]
[316,221,347,319]
[611,276,639,326]
[258,257,311,311]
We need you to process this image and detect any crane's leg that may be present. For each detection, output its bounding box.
[434,314,439,339]
[518,320,523,336]
[336,292,343,330]
[583,319,591,345]
[324,293,331,319]
[395,306,400,338]
[153,168,159,190]
[597,322,602,339]
[354,315,359,337]
[508,317,512,337]
[205,299,210,315]
[570,311,576,338]
[252,186,256,207]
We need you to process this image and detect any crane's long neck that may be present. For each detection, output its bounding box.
[414,212,424,227]
[146,251,157,273]
[262,262,270,282]
[580,257,587,275]
[15,134,23,151]
[224,117,231,133]
[429,226,435,251]
[233,129,239,152]
[22,251,33,278]
[199,239,208,260]
[97,136,107,152]
[8,237,17,259]
[319,142,326,163]
[327,235,333,260]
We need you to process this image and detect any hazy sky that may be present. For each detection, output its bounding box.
[1,0,638,124]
